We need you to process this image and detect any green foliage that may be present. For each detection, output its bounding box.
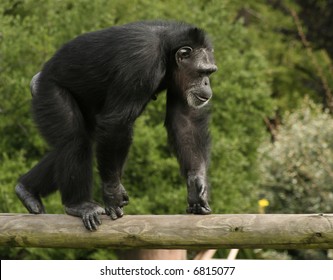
[0,152,29,213]
[0,0,274,259]
[210,24,274,213]
[260,101,333,213]
[258,99,333,260]
[225,0,333,112]
[259,99,333,214]
[5,0,333,260]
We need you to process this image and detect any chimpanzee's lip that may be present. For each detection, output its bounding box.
[195,94,210,102]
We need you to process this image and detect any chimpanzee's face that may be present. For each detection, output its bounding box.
[175,46,217,108]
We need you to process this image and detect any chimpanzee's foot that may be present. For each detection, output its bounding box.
[15,183,46,214]
[65,202,105,231]
[186,175,212,215]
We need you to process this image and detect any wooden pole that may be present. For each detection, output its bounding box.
[0,213,333,249]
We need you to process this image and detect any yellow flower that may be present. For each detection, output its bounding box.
[258,198,269,208]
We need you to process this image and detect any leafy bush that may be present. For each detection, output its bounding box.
[259,99,333,214]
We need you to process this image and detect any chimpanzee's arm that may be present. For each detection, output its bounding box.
[165,98,212,215]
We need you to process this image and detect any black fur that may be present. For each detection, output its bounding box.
[16,21,217,230]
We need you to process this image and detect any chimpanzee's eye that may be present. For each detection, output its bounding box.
[178,46,193,58]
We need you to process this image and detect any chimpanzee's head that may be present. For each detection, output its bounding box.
[171,27,217,109]
[175,45,217,108]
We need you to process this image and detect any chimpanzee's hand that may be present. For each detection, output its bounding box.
[186,175,211,214]
[103,183,129,220]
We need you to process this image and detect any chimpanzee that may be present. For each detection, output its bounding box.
[16,20,217,230]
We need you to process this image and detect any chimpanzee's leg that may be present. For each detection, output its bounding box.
[16,151,58,214]
[29,80,103,230]
[95,119,132,220]
[165,96,212,215]
[16,73,57,214]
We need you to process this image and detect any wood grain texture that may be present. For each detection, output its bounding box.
[0,213,333,249]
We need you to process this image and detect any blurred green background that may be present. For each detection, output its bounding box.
[1,0,333,259]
